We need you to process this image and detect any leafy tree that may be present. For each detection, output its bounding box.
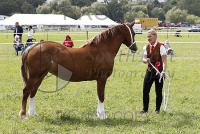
[151,7,165,21]
[165,7,187,23]
[124,12,135,22]
[70,0,96,7]
[162,0,178,13]
[0,0,46,15]
[26,0,46,8]
[21,1,36,14]
[136,0,148,5]
[36,0,81,19]
[0,0,15,15]
[81,6,93,15]
[60,4,81,19]
[147,0,162,17]
[178,0,200,17]
[124,10,148,22]
[81,2,108,16]
[36,4,51,14]
[186,14,200,24]
[133,6,148,14]
[106,0,125,22]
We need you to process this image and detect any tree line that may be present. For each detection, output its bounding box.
[0,0,200,24]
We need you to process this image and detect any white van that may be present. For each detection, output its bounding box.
[133,24,142,34]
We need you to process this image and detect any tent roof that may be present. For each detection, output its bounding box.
[77,15,118,26]
[0,14,78,25]
[0,14,119,26]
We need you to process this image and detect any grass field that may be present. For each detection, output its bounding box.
[0,29,200,133]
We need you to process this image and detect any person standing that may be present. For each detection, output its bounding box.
[27,25,34,40]
[140,29,167,114]
[26,25,35,47]
[14,22,23,41]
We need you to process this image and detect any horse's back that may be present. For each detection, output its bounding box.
[23,41,75,78]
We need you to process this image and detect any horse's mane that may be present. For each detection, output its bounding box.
[81,24,126,47]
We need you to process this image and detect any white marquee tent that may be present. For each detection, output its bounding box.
[0,14,78,26]
[0,14,119,30]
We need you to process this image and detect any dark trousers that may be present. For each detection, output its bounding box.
[143,69,164,111]
[14,47,24,56]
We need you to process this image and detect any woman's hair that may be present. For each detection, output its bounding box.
[66,35,71,40]
[147,29,157,36]
[15,35,20,39]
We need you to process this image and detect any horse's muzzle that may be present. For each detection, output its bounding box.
[130,42,137,53]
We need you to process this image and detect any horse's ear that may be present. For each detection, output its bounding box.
[130,21,135,27]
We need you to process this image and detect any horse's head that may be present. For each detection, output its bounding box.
[123,22,138,53]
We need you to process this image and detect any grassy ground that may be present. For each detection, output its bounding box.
[0,29,200,133]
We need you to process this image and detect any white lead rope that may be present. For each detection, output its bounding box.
[149,62,171,111]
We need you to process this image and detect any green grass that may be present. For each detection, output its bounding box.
[0,29,200,133]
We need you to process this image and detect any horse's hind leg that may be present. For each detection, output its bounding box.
[19,79,36,120]
[19,74,46,120]
[28,73,47,116]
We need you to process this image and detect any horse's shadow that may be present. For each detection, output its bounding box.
[41,115,149,127]
[37,110,199,128]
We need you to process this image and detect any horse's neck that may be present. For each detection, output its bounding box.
[104,34,124,55]
[91,34,124,55]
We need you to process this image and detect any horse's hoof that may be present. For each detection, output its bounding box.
[97,112,107,120]
[20,115,29,120]
[28,110,38,116]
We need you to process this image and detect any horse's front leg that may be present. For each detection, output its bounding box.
[97,78,107,119]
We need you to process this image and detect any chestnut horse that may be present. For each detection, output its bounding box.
[19,22,137,120]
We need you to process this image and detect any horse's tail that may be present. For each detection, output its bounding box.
[21,50,29,85]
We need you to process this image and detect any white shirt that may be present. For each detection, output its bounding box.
[143,41,167,56]
[27,29,34,39]
[164,43,172,51]
[15,28,18,33]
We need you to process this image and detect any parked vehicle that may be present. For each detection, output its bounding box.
[133,24,142,34]
[135,18,158,29]
[181,22,189,27]
[188,27,200,32]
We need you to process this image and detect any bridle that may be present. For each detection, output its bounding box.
[125,24,136,50]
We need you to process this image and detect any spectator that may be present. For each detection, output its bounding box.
[62,35,74,48]
[13,35,24,56]
[14,22,23,41]
[164,40,174,55]
[27,25,34,39]
[26,25,35,47]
